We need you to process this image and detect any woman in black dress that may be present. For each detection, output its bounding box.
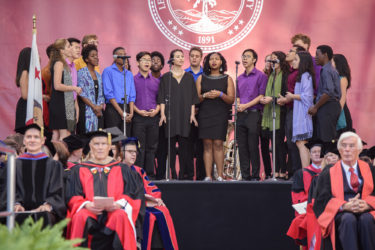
[158,49,199,179]
[332,54,353,133]
[15,47,31,131]
[49,39,82,141]
[196,52,235,181]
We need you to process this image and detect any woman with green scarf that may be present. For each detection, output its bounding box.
[260,51,289,179]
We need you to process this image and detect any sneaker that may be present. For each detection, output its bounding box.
[217,176,224,181]
[204,177,212,181]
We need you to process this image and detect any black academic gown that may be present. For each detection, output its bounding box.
[15,152,66,226]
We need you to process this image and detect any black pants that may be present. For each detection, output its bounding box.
[155,124,167,179]
[334,212,375,250]
[316,100,341,142]
[104,103,132,137]
[261,127,286,174]
[236,110,261,180]
[132,114,159,178]
[285,108,302,177]
[189,124,205,180]
[170,135,193,180]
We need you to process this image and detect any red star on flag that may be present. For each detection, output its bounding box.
[35,67,40,80]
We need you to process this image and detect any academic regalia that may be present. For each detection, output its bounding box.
[131,165,178,250]
[287,165,321,247]
[305,175,322,250]
[15,152,66,226]
[313,160,375,250]
[0,160,7,214]
[66,160,145,250]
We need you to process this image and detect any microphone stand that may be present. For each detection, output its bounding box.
[271,63,278,181]
[232,61,240,180]
[165,62,173,181]
[122,64,128,138]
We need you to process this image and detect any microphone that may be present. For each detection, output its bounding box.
[113,55,131,59]
[235,61,240,65]
[267,59,280,64]
[167,58,174,65]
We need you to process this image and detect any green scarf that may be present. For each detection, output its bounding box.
[261,72,283,130]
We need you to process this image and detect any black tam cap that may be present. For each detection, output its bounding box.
[305,139,323,150]
[360,146,375,160]
[122,137,140,149]
[15,123,42,135]
[324,140,339,156]
[63,135,84,153]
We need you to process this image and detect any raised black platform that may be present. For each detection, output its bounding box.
[154,180,297,250]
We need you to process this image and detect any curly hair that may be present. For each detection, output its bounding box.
[202,52,227,75]
[81,44,98,62]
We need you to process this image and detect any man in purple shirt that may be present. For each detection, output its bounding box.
[236,49,267,181]
[132,51,160,178]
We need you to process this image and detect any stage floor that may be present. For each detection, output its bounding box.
[154,180,298,250]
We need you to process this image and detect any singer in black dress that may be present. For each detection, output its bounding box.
[196,52,234,181]
[157,49,199,180]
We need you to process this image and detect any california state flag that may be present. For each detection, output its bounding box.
[25,31,43,127]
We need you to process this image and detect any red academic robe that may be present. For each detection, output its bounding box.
[131,165,178,250]
[287,165,321,248]
[313,160,375,250]
[66,160,145,250]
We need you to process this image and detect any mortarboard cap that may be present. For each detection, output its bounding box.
[104,127,126,144]
[15,123,42,136]
[63,134,84,153]
[324,140,339,156]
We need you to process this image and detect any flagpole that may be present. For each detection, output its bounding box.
[33,14,36,32]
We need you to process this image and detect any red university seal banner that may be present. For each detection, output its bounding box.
[149,0,263,52]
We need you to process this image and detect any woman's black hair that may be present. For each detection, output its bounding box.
[271,51,289,75]
[15,47,31,87]
[81,44,98,63]
[169,49,184,65]
[202,52,227,75]
[295,51,316,90]
[333,54,351,89]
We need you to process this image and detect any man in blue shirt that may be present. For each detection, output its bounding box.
[308,45,341,144]
[102,47,136,136]
[185,47,204,180]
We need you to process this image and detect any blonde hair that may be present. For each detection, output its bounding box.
[82,34,98,45]
[337,131,363,151]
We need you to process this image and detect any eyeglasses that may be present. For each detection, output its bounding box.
[140,59,152,63]
[242,55,252,59]
[124,150,137,154]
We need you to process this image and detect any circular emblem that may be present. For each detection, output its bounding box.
[148,0,263,53]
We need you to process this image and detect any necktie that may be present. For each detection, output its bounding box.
[349,167,359,192]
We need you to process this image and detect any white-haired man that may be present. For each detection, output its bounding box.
[313,132,375,250]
